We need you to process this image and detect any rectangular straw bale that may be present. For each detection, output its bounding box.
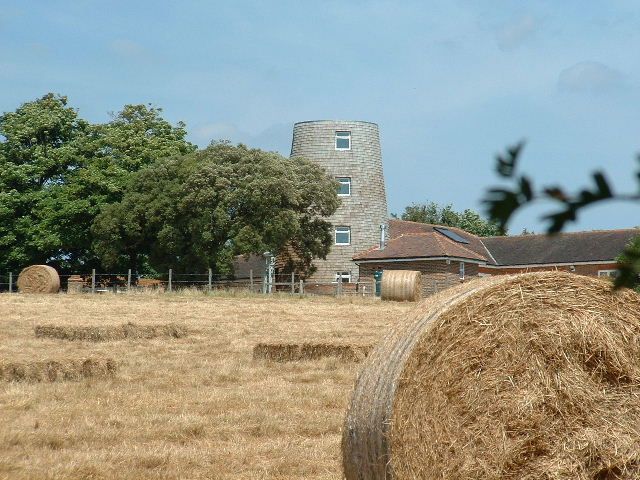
[253,342,373,362]
[0,358,117,382]
[35,322,188,342]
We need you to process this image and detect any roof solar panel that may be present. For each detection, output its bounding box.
[434,227,470,244]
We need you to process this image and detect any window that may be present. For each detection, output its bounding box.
[459,262,465,280]
[337,177,351,196]
[335,226,351,245]
[334,271,351,283]
[335,131,351,150]
[434,227,470,244]
[598,269,619,278]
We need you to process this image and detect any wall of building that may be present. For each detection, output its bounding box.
[290,120,388,283]
[359,260,478,297]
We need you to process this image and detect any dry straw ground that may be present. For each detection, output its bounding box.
[0,291,412,480]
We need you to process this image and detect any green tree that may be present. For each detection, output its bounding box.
[0,94,194,273]
[0,93,88,271]
[394,201,505,236]
[483,142,640,289]
[41,104,195,269]
[92,142,340,276]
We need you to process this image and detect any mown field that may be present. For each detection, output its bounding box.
[0,292,413,480]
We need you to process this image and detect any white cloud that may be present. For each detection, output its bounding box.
[557,61,625,93]
[496,14,538,50]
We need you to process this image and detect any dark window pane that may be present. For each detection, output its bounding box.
[336,137,350,149]
[337,177,351,195]
[434,227,470,244]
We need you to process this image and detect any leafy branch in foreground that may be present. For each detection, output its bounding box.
[483,142,640,289]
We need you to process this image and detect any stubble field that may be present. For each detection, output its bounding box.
[0,292,413,480]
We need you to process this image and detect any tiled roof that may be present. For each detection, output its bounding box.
[481,229,639,266]
[354,220,639,266]
[354,228,487,262]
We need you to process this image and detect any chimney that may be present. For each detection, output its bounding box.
[379,224,387,250]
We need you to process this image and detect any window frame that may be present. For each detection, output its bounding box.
[336,177,351,196]
[334,271,352,283]
[459,261,465,280]
[597,269,618,278]
[334,226,351,245]
[335,131,351,151]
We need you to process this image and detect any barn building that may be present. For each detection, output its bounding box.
[355,219,638,296]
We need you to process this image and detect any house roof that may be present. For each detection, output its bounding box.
[388,219,494,260]
[353,232,487,261]
[353,220,639,266]
[354,221,488,262]
[480,229,639,266]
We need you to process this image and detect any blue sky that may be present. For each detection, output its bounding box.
[2,1,640,233]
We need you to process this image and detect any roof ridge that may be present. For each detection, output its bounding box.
[486,228,640,240]
[478,238,498,265]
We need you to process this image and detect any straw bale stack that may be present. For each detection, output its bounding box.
[342,272,640,480]
[35,322,188,342]
[253,342,372,362]
[0,358,117,382]
[381,270,422,302]
[16,265,60,293]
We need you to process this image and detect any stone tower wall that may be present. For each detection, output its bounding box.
[290,120,388,282]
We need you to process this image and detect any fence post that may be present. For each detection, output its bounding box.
[299,279,304,297]
[91,269,96,294]
[208,268,212,293]
[127,269,132,292]
[337,273,343,296]
[291,272,295,294]
[8,272,12,293]
[249,269,254,293]
[168,269,172,293]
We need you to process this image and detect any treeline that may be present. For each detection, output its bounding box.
[0,94,339,275]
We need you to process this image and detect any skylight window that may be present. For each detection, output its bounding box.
[434,227,470,244]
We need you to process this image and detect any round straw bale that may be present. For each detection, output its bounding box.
[342,272,640,480]
[380,270,422,302]
[16,265,60,294]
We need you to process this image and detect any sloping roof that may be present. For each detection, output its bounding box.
[354,220,639,266]
[354,230,487,262]
[480,229,639,266]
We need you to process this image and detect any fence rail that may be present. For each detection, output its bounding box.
[1,269,380,298]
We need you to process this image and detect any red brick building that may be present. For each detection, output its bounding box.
[355,220,638,296]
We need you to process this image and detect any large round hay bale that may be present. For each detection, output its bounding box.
[342,272,640,480]
[381,270,422,302]
[16,265,60,294]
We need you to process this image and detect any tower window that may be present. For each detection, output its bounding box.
[335,226,351,245]
[335,131,351,150]
[334,271,352,283]
[337,177,351,196]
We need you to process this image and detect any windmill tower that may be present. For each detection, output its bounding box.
[290,120,388,283]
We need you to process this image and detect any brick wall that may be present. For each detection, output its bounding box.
[357,259,619,298]
[359,260,478,297]
[291,121,388,283]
